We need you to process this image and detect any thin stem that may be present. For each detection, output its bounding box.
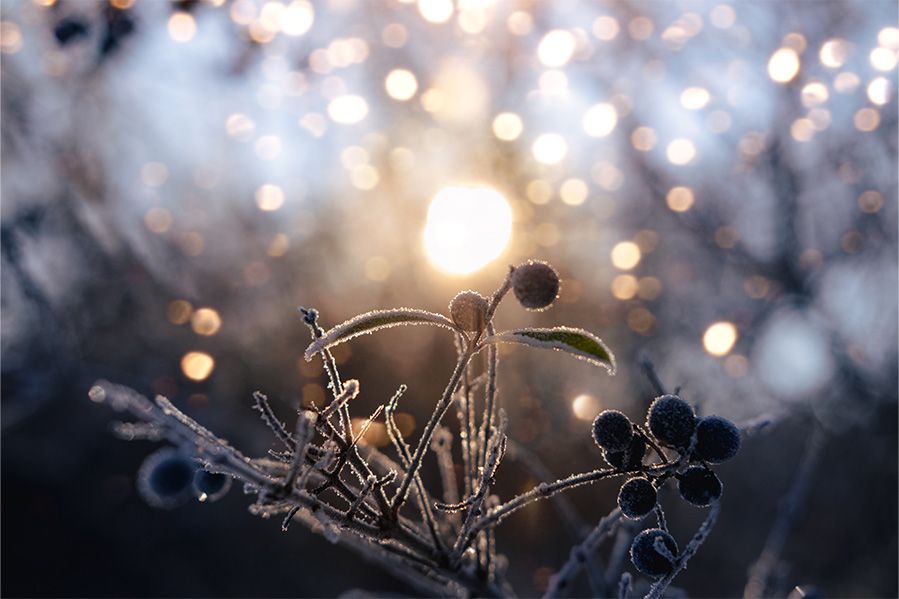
[391,345,474,519]
[462,463,664,548]
[639,355,667,396]
[544,508,622,598]
[744,425,825,599]
[645,501,721,599]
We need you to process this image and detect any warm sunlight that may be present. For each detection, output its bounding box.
[423,185,513,275]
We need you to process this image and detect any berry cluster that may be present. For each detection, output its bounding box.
[591,394,741,578]
[137,447,232,508]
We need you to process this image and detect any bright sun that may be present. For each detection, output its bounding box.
[423,186,513,275]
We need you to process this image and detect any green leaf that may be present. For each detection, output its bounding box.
[481,327,616,374]
[304,308,459,361]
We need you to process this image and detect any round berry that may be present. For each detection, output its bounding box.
[137,447,196,509]
[193,470,232,502]
[647,395,696,448]
[604,435,647,470]
[592,410,633,452]
[618,478,657,519]
[677,466,722,507]
[693,416,741,463]
[511,261,560,311]
[630,528,678,577]
[449,291,488,333]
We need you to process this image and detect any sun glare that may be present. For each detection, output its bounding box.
[423,186,513,275]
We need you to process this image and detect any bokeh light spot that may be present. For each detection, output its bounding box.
[703,322,738,356]
[423,186,513,275]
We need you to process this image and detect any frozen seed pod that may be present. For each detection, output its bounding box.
[193,470,232,502]
[604,435,647,470]
[592,410,634,452]
[630,528,678,577]
[693,416,741,463]
[647,395,696,449]
[511,260,560,311]
[449,291,488,333]
[618,478,657,519]
[137,447,196,509]
[677,466,722,507]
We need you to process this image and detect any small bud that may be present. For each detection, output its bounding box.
[193,470,232,502]
[137,447,196,509]
[618,477,657,519]
[677,466,722,507]
[592,410,634,452]
[647,395,696,449]
[604,435,647,470]
[511,260,560,311]
[693,416,741,463]
[449,291,488,332]
[630,528,678,577]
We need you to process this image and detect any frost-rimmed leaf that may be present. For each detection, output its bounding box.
[304,308,458,361]
[481,327,616,374]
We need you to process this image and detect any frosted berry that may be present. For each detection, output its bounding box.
[678,466,722,507]
[592,410,633,452]
[693,416,741,463]
[193,470,232,502]
[618,478,657,519]
[449,291,488,333]
[647,395,696,448]
[630,528,678,577]
[604,435,647,470]
[511,261,560,311]
[138,447,196,509]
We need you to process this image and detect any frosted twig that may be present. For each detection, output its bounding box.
[618,572,632,599]
[645,500,721,599]
[544,508,622,598]
[252,391,295,450]
[463,463,664,547]
[452,413,508,562]
[383,385,445,553]
[391,344,473,518]
[110,421,163,441]
[430,426,461,528]
[505,439,588,540]
[744,425,825,599]
[385,385,412,469]
[284,410,317,491]
[321,379,361,420]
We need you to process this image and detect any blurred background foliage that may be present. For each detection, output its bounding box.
[1,0,896,596]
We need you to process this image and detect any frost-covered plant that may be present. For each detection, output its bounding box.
[91,261,740,598]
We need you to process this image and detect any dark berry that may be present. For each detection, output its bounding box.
[630,528,678,577]
[511,261,560,311]
[618,478,657,519]
[677,466,722,507]
[449,291,488,332]
[604,435,647,470]
[647,395,696,448]
[592,410,633,452]
[693,416,741,463]
[54,18,90,46]
[138,448,195,508]
[193,470,232,502]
